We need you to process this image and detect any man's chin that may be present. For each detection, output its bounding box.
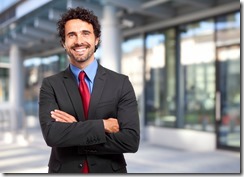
[75,57,88,63]
[68,53,91,63]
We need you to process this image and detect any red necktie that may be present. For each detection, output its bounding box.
[79,71,90,119]
[78,71,90,173]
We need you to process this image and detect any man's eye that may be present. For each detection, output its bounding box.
[68,33,75,38]
[83,32,90,36]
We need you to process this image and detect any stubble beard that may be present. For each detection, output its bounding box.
[67,44,95,64]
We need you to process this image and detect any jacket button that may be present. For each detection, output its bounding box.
[80,164,83,167]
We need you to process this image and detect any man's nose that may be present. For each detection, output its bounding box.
[76,33,84,44]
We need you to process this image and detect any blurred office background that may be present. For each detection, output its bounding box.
[0,0,240,163]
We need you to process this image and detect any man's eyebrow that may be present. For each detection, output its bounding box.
[67,31,76,35]
[67,30,91,35]
[81,30,91,33]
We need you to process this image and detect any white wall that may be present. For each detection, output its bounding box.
[146,126,216,151]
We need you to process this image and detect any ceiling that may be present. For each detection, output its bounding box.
[0,0,239,57]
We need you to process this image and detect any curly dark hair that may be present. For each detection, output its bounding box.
[57,7,101,52]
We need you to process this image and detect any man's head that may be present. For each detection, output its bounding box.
[57,7,101,52]
[57,7,101,67]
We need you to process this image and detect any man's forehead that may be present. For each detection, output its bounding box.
[66,19,91,25]
[65,19,94,31]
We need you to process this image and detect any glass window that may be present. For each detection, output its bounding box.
[121,36,144,122]
[0,56,10,103]
[145,29,176,127]
[180,19,215,131]
[0,68,9,102]
[23,55,65,116]
[216,12,240,148]
[122,37,144,99]
[216,12,240,47]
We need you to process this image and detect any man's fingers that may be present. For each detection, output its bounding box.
[51,111,67,122]
[54,110,70,117]
[51,110,67,121]
[50,110,77,122]
[103,118,120,133]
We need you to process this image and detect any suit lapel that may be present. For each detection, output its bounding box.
[88,64,106,120]
[63,67,85,121]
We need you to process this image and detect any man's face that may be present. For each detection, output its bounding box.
[63,19,99,66]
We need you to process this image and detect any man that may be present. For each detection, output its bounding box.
[38,7,140,173]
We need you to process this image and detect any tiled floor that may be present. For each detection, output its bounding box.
[0,128,240,174]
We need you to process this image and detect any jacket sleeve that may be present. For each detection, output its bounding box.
[39,77,107,147]
[81,76,140,154]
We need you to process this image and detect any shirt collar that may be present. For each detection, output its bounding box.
[69,59,98,84]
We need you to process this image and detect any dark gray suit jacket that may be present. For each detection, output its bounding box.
[39,64,140,173]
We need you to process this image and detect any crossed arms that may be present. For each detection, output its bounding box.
[51,109,119,133]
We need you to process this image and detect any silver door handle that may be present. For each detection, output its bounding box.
[215,91,221,121]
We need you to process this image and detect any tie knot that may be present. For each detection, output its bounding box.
[79,71,86,81]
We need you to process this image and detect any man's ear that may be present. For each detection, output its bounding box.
[95,38,99,46]
[62,42,66,49]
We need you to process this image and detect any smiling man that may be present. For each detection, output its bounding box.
[64,19,97,66]
[38,7,140,173]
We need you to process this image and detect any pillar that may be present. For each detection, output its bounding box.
[9,44,25,137]
[100,3,121,73]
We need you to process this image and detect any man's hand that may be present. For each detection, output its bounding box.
[103,118,120,133]
[51,109,77,123]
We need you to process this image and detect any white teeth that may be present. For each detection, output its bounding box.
[75,48,86,52]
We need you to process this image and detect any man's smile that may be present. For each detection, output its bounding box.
[71,44,90,54]
[74,47,87,53]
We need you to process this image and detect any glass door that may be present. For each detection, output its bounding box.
[216,45,240,150]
